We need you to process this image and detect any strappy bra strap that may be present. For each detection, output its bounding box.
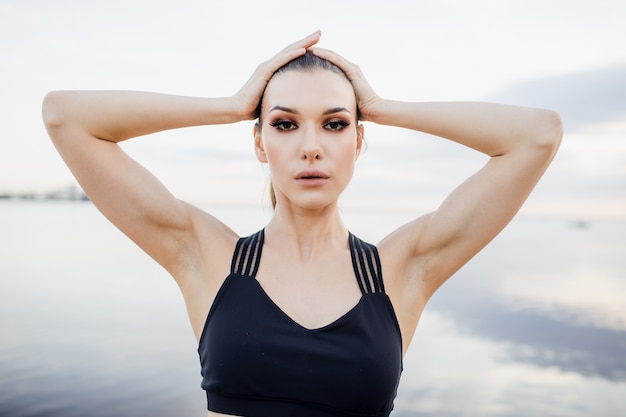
[231,230,384,294]
[231,229,265,277]
[349,233,385,294]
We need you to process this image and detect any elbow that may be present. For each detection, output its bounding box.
[42,91,72,137]
[534,109,563,154]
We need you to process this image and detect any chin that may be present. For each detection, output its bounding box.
[282,194,338,211]
[297,200,336,211]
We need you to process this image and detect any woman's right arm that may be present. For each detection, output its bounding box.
[42,91,244,280]
[41,31,322,284]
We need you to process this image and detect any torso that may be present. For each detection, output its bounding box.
[181,217,424,355]
[197,230,403,416]
[253,236,362,330]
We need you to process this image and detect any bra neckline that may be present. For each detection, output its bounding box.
[245,274,371,332]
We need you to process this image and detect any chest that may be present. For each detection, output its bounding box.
[254,251,361,330]
[199,274,403,415]
[197,230,403,416]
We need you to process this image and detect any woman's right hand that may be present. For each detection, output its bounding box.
[232,31,322,120]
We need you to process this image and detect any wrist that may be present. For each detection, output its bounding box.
[200,96,251,125]
[360,97,391,124]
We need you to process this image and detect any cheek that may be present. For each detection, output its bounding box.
[260,136,291,167]
[337,134,361,160]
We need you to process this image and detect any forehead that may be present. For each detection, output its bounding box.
[263,70,356,114]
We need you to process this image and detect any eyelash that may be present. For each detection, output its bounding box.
[269,119,350,132]
[325,120,350,131]
[269,120,297,131]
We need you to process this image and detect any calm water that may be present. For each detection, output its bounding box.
[1,201,625,417]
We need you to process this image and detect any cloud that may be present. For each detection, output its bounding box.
[490,64,626,131]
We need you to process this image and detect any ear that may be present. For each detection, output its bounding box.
[254,123,268,163]
[355,124,364,160]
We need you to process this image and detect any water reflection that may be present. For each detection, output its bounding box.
[431,219,624,367]
[434,225,622,373]
[433,298,626,381]
[1,203,625,416]
[396,308,626,417]
[393,219,626,416]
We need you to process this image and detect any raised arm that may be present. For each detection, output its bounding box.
[42,91,246,277]
[370,100,562,285]
[42,32,322,282]
[311,47,562,342]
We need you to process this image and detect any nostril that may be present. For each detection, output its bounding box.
[303,153,321,160]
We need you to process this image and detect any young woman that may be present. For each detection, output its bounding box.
[42,31,562,417]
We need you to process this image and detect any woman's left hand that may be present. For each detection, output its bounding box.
[309,47,383,122]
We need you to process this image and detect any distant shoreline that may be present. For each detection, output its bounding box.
[0,186,89,202]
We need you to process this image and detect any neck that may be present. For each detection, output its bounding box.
[265,202,348,262]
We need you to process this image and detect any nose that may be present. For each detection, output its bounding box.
[301,126,322,160]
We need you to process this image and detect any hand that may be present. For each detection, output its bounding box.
[233,31,322,120]
[308,47,382,122]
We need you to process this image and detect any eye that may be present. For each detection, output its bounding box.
[324,120,350,131]
[269,120,298,131]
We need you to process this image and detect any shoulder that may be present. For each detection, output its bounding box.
[376,213,434,306]
[377,213,432,276]
[174,203,242,339]
[371,215,435,351]
[177,202,239,278]
[166,202,241,298]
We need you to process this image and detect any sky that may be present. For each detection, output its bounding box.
[1,0,625,220]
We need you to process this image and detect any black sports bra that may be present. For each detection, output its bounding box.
[198,230,403,417]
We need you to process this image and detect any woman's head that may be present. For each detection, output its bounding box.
[253,53,363,210]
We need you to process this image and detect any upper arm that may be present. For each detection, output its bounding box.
[382,130,561,306]
[43,99,221,281]
[55,126,193,272]
[422,146,550,282]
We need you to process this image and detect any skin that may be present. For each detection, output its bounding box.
[42,31,562,417]
[252,69,365,331]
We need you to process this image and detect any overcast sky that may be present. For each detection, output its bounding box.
[1,0,625,220]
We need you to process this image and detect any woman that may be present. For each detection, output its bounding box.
[43,31,562,417]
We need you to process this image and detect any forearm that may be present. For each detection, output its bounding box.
[369,100,562,157]
[42,90,246,143]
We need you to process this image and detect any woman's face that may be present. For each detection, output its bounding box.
[254,69,363,211]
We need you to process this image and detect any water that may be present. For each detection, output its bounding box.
[1,201,625,417]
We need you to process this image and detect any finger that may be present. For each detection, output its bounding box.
[273,31,321,62]
[284,30,322,52]
[308,47,357,74]
[308,46,349,63]
[259,31,322,78]
[307,47,361,80]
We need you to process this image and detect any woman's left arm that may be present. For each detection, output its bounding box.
[311,47,563,303]
[371,100,562,293]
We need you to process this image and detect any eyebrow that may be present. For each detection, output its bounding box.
[269,106,352,116]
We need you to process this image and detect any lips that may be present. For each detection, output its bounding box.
[294,170,330,186]
[295,170,329,180]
